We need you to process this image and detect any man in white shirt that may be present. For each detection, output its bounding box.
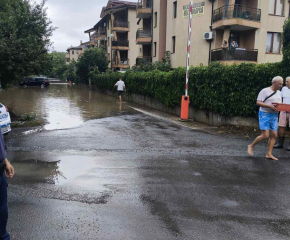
[248,76,283,161]
[114,78,126,102]
[274,77,290,150]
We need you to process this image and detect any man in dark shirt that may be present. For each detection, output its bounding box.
[0,129,14,240]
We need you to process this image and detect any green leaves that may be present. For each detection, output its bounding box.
[0,0,55,88]
[90,61,286,118]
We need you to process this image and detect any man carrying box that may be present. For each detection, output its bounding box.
[248,76,283,161]
[274,77,290,150]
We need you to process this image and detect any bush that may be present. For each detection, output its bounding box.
[91,61,287,117]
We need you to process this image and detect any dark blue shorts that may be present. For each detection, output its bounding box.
[117,91,123,96]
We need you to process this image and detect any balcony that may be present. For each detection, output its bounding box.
[211,48,258,65]
[112,41,130,50]
[112,58,130,69]
[91,31,106,41]
[136,56,152,66]
[65,53,70,59]
[212,5,261,30]
[136,0,153,18]
[112,21,130,32]
[136,29,152,45]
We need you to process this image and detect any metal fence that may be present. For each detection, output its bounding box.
[136,29,152,39]
[137,0,153,10]
[211,48,258,62]
[113,20,130,28]
[136,57,152,65]
[213,4,261,22]
[112,58,130,66]
[112,41,129,47]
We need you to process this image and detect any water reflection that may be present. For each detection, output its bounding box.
[0,84,136,130]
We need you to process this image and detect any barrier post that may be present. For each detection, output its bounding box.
[180,1,193,120]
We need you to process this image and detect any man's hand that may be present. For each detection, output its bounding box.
[4,159,14,178]
[269,104,278,112]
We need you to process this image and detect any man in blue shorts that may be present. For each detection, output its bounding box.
[248,76,283,161]
[0,127,14,240]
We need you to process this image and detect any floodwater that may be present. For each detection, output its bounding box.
[0,82,136,130]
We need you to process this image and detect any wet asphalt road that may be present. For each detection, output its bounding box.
[2,84,290,239]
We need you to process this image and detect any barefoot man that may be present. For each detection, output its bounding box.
[248,76,283,161]
[114,78,126,102]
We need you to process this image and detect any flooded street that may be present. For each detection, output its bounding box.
[3,83,290,240]
[0,83,136,130]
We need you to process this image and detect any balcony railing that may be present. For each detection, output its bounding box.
[112,41,129,47]
[211,48,258,62]
[137,0,153,10]
[136,29,152,39]
[112,58,130,66]
[136,56,152,65]
[113,21,130,28]
[213,5,261,23]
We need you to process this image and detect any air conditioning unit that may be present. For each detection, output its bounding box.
[203,32,214,40]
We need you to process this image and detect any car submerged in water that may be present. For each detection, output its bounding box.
[19,77,50,88]
[0,103,11,135]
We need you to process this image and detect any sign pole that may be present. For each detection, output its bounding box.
[180,1,193,120]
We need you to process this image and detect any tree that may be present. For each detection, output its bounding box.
[282,18,290,65]
[46,51,67,79]
[76,48,109,84]
[0,0,55,88]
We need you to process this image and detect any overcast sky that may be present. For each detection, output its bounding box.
[35,0,138,52]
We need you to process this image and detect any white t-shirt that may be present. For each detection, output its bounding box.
[115,80,125,91]
[281,86,290,104]
[257,87,282,113]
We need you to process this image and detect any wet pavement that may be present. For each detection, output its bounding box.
[2,83,290,239]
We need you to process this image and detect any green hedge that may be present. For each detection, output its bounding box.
[91,62,287,117]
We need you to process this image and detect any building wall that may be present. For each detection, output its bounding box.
[256,0,289,64]
[128,8,140,67]
[166,0,213,68]
[107,18,111,69]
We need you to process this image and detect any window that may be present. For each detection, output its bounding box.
[173,1,177,18]
[154,12,157,28]
[266,32,281,53]
[154,42,157,57]
[108,21,110,30]
[269,0,284,16]
[107,53,110,61]
[172,36,176,53]
[72,51,74,55]
[108,37,110,47]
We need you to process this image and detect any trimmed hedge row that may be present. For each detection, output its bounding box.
[91,62,287,117]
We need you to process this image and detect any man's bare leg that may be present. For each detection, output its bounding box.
[266,130,278,160]
[278,127,286,137]
[119,95,122,102]
[248,130,269,156]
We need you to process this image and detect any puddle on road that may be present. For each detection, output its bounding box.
[0,84,137,130]
[10,156,98,187]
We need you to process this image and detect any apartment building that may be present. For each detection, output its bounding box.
[65,45,84,65]
[166,0,290,67]
[85,0,141,71]
[84,0,289,69]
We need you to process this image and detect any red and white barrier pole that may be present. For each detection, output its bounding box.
[181,1,193,120]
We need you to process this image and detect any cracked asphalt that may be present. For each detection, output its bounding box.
[2,84,290,240]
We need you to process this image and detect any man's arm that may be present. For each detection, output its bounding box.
[257,100,277,112]
[4,158,14,178]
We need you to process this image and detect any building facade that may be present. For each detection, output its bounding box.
[84,0,290,69]
[65,45,84,65]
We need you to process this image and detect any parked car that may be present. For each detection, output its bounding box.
[0,103,11,135]
[19,77,50,88]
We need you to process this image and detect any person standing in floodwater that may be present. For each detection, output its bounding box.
[114,78,126,102]
[0,127,14,240]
